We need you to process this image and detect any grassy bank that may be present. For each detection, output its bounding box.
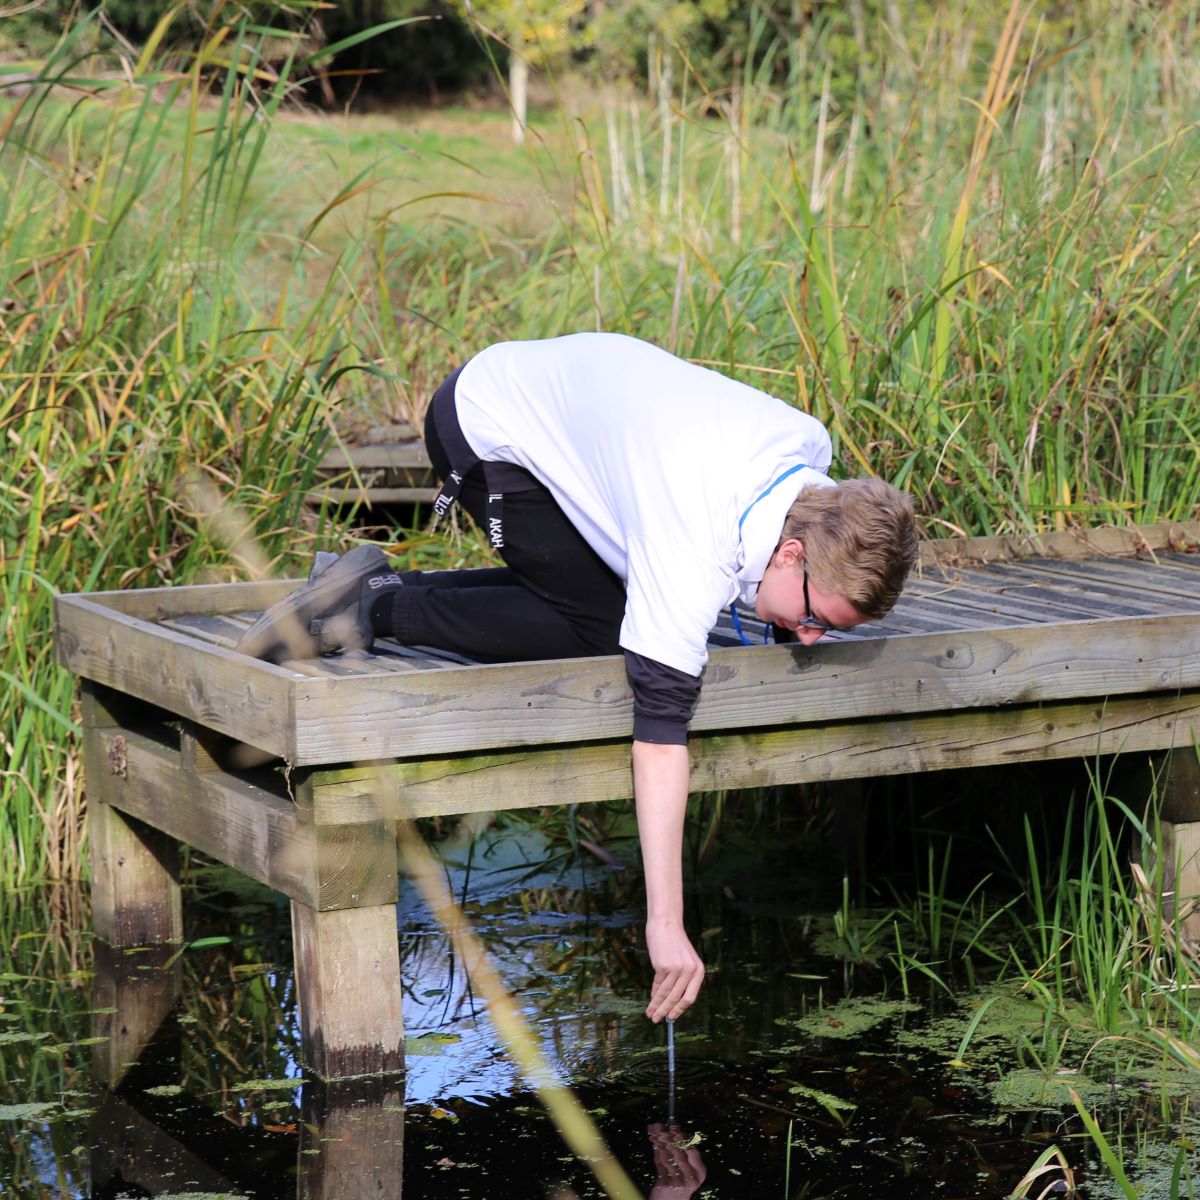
[3,3,1199,889]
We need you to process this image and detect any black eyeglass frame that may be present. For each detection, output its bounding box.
[798,562,850,634]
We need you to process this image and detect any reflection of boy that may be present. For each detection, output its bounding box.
[239,333,918,1023]
[647,1123,707,1199]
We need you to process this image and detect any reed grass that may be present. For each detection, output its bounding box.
[3,3,1199,893]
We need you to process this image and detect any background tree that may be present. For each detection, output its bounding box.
[448,0,588,142]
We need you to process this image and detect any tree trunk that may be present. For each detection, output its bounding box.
[509,52,529,145]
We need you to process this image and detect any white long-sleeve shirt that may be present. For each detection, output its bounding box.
[454,333,835,679]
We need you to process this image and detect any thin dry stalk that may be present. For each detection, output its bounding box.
[395,818,643,1200]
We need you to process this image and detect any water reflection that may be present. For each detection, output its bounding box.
[89,943,404,1199]
[7,810,1196,1198]
[646,1124,707,1199]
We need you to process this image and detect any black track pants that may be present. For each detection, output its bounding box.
[378,391,627,664]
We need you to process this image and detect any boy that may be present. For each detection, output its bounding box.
[240,333,918,1023]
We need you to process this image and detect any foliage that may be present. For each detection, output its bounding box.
[0,12,391,881]
[2,0,1199,889]
[447,0,588,66]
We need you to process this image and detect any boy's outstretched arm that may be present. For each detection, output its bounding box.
[633,739,705,1022]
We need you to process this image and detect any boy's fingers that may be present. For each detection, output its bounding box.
[648,963,703,1022]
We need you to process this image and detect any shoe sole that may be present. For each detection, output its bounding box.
[236,545,388,663]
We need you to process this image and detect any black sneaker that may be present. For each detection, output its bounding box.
[236,545,403,662]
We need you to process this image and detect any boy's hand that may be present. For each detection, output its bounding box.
[645,916,704,1022]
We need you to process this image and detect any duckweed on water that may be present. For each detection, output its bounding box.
[229,1078,304,1094]
[406,1033,464,1055]
[773,995,920,1041]
[0,1031,49,1046]
[0,1102,57,1120]
[786,1083,857,1117]
[895,988,1046,1062]
[144,1193,249,1199]
[988,1067,1109,1110]
[590,994,647,1017]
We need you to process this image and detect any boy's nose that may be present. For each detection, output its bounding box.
[794,626,826,646]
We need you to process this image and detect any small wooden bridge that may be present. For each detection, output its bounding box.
[56,522,1200,1079]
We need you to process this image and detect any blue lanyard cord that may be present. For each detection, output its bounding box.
[730,462,809,646]
[729,604,770,646]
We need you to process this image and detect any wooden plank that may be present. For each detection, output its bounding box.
[291,901,405,1079]
[88,780,183,947]
[286,612,1200,763]
[892,585,1029,629]
[162,612,259,647]
[1157,820,1200,940]
[309,486,437,505]
[995,563,1200,615]
[74,578,303,621]
[917,521,1200,568]
[914,565,1126,622]
[882,592,1027,631]
[1024,558,1200,605]
[160,613,468,676]
[299,690,1200,823]
[90,727,397,910]
[83,685,184,948]
[1157,748,1200,823]
[316,440,430,472]
[901,576,1039,622]
[57,595,299,759]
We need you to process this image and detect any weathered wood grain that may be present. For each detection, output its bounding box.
[966,561,1200,617]
[1022,558,1200,605]
[74,579,302,620]
[86,718,184,947]
[915,566,1124,621]
[291,901,405,1079]
[287,613,1200,763]
[916,521,1200,568]
[1156,820,1200,941]
[57,524,1200,765]
[310,486,436,505]
[316,438,430,471]
[58,595,299,758]
[298,689,1200,823]
[89,727,398,909]
[88,795,184,947]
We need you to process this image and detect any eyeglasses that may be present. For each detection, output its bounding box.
[798,562,848,633]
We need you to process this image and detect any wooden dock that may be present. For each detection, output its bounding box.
[55,522,1200,1079]
[308,423,438,508]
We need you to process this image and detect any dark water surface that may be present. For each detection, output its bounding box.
[1,816,1194,1199]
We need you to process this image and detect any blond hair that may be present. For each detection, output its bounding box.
[779,478,917,618]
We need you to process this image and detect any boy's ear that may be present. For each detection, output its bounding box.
[774,538,805,567]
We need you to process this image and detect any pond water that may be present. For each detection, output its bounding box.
[3,786,1198,1199]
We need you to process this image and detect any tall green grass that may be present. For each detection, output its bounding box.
[1,15,395,880]
[3,2,1199,883]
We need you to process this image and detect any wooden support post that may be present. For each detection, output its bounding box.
[291,901,405,1079]
[298,1078,404,1199]
[81,686,182,945]
[83,681,183,948]
[89,793,183,946]
[1149,749,1200,940]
